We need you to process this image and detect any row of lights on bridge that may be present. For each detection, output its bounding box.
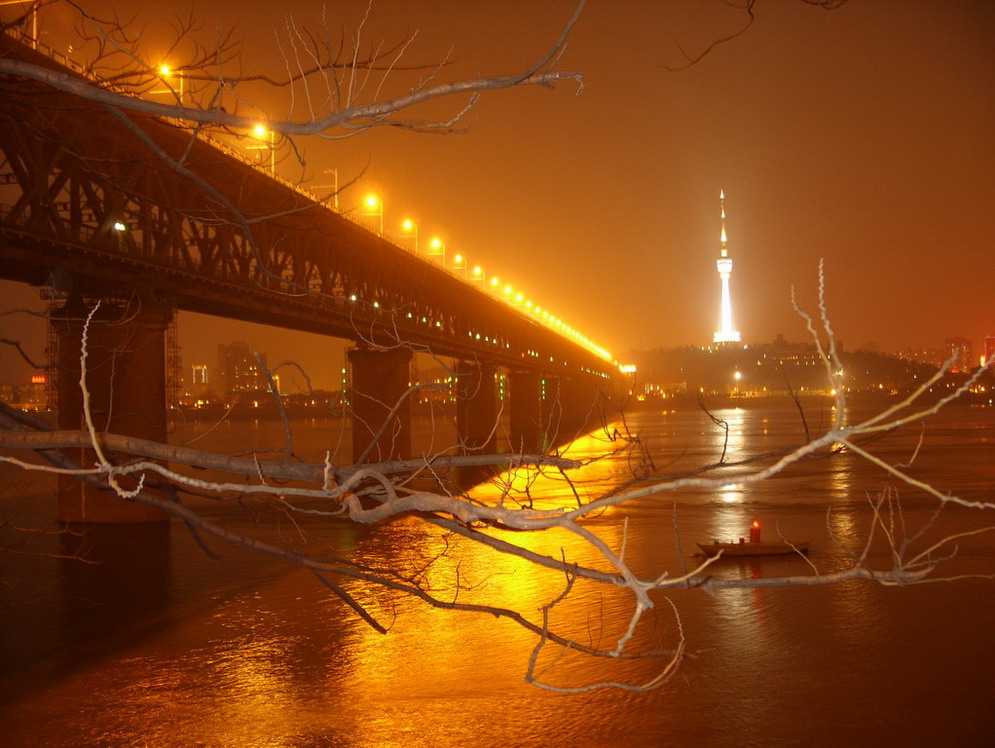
[360,195,613,364]
[151,63,615,369]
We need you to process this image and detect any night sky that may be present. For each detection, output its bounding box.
[1,0,993,389]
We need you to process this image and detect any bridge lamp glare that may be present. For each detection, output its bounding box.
[401,219,418,252]
[112,221,127,231]
[428,237,446,268]
[363,195,384,235]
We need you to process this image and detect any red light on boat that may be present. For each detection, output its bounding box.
[749,519,762,544]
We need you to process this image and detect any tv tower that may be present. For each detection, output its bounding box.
[713,189,741,344]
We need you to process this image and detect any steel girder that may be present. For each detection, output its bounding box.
[0,36,614,382]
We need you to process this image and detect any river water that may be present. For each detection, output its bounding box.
[1,399,994,747]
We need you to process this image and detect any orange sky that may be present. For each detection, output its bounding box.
[1,0,993,388]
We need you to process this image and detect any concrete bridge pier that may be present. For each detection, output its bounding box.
[54,295,172,523]
[561,377,602,435]
[348,347,413,463]
[455,360,497,454]
[542,376,601,442]
[508,369,547,453]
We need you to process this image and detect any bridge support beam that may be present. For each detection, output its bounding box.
[508,369,546,453]
[561,377,601,435]
[543,376,601,442]
[348,347,413,463]
[455,360,497,454]
[54,296,171,523]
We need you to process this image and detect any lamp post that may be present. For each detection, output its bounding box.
[401,219,418,253]
[247,123,275,173]
[451,253,468,280]
[363,195,383,235]
[0,0,38,48]
[428,237,446,268]
[154,64,184,103]
[470,265,485,284]
[314,168,339,210]
[734,370,742,397]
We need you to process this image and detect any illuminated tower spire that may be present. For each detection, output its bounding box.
[713,189,741,344]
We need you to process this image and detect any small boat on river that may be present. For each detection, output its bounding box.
[696,520,809,557]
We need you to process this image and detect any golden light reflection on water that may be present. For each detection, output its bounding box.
[470,426,632,512]
[6,407,995,746]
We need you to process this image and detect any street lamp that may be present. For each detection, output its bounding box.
[246,123,275,173]
[428,237,446,268]
[154,63,184,103]
[734,370,742,397]
[0,0,38,48]
[363,194,383,235]
[314,168,339,210]
[401,219,418,252]
[451,253,467,280]
[470,265,485,284]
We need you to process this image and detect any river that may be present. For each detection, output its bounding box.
[1,399,994,747]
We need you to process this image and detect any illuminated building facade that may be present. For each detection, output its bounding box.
[713,189,741,345]
[983,336,995,368]
[217,341,268,397]
[944,337,974,372]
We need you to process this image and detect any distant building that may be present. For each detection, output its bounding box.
[0,375,49,411]
[944,337,974,372]
[983,336,995,368]
[217,342,268,398]
[713,190,741,345]
[182,363,212,404]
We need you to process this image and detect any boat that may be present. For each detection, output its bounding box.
[696,519,809,557]
[695,539,809,557]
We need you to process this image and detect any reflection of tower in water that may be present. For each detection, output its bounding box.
[713,190,741,344]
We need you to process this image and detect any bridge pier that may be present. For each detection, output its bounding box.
[54,296,171,523]
[541,375,601,442]
[455,360,497,454]
[348,347,413,463]
[561,377,601,435]
[508,369,547,453]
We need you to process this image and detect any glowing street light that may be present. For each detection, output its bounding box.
[154,63,185,103]
[246,123,275,173]
[470,265,485,284]
[401,219,419,252]
[451,252,468,280]
[428,237,446,268]
[734,370,742,397]
[362,195,384,235]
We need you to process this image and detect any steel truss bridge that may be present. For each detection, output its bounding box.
[0,32,614,381]
[0,32,619,522]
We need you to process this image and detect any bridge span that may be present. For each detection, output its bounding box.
[0,33,618,522]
